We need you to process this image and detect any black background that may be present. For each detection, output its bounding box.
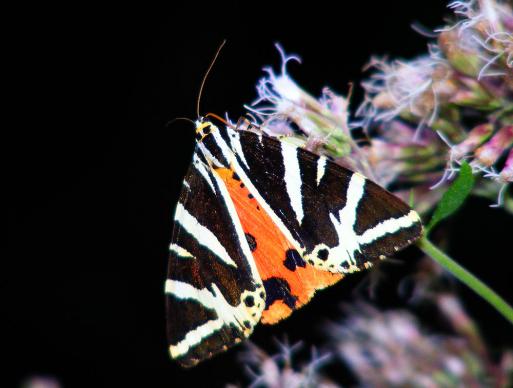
[7,1,512,387]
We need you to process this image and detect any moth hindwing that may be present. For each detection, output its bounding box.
[166,120,422,366]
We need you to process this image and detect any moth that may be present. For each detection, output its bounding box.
[165,116,423,367]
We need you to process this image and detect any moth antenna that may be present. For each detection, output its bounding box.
[196,40,227,118]
[204,112,228,125]
[166,117,195,127]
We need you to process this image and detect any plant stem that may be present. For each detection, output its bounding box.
[417,236,513,325]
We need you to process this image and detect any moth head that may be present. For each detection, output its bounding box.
[195,120,217,142]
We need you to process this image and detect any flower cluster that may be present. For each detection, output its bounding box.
[329,298,512,387]
[358,0,513,208]
[243,0,513,211]
[230,339,336,388]
[245,45,356,170]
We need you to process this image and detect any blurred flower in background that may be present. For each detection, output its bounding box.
[329,255,513,387]
[228,340,336,388]
[20,376,61,388]
[330,297,513,387]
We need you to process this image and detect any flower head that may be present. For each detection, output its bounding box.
[235,339,336,388]
[442,0,513,80]
[355,0,513,208]
[357,52,454,136]
[327,300,512,387]
[246,44,326,140]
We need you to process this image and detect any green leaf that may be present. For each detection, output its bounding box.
[426,161,475,233]
[409,189,415,208]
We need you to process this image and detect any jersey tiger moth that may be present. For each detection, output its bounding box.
[165,118,422,367]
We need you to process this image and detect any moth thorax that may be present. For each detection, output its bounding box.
[195,121,218,142]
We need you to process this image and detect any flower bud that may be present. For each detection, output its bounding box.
[449,77,502,110]
[452,123,495,160]
[475,125,513,166]
[438,30,482,77]
[500,148,513,183]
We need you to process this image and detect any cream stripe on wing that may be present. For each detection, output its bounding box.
[211,127,235,165]
[169,319,224,358]
[316,156,327,186]
[193,153,216,193]
[174,203,237,267]
[228,129,250,169]
[336,172,366,230]
[357,210,420,245]
[281,143,304,225]
[169,243,195,259]
[327,172,367,266]
[165,280,219,309]
[198,142,224,168]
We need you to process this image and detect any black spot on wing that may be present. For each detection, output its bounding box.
[244,295,255,307]
[317,248,329,261]
[263,277,297,310]
[283,249,306,271]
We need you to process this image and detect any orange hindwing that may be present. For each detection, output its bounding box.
[214,167,343,324]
